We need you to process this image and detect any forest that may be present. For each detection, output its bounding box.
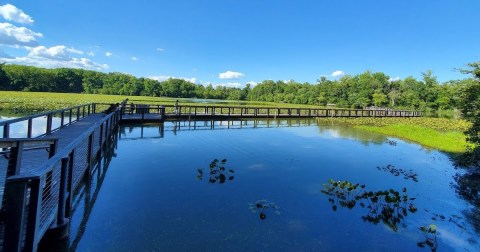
[0,63,477,111]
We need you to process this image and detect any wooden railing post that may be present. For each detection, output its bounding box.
[27,118,33,138]
[24,177,42,252]
[57,157,69,225]
[3,123,10,138]
[7,142,23,177]
[3,179,29,252]
[66,151,74,217]
[160,106,165,120]
[87,133,94,171]
[76,107,80,121]
[60,111,65,128]
[46,114,53,135]
[49,139,58,158]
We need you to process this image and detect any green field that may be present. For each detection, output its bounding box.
[0,91,472,153]
[0,91,321,113]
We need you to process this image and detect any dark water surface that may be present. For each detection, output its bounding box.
[61,120,478,251]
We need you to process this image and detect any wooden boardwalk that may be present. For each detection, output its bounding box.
[121,104,421,123]
[0,103,122,252]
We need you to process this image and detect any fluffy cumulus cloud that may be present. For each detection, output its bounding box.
[0,4,34,25]
[389,77,400,82]
[0,4,108,71]
[216,82,242,88]
[1,45,108,70]
[105,52,112,57]
[29,45,83,59]
[0,22,42,46]
[219,70,245,80]
[331,70,345,77]
[246,81,258,87]
[148,75,197,83]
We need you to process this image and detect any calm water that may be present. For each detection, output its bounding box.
[56,120,479,251]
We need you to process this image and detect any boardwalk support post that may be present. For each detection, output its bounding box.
[3,178,28,252]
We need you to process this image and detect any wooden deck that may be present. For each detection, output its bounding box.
[0,103,122,252]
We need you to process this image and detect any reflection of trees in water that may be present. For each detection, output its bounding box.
[316,125,387,145]
[453,171,480,234]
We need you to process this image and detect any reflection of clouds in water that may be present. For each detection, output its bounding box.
[437,227,469,248]
[248,164,265,170]
[289,127,342,140]
[288,219,307,232]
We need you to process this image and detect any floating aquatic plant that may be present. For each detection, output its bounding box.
[248,200,280,220]
[377,164,418,182]
[321,179,417,232]
[417,224,437,251]
[196,158,234,184]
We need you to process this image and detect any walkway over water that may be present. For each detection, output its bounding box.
[0,101,420,251]
[121,104,421,123]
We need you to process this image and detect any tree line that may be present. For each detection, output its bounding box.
[0,63,477,111]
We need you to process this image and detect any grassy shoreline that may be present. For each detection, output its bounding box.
[317,118,471,153]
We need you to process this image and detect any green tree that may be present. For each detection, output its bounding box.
[458,62,480,167]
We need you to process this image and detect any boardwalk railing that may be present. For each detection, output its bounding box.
[0,103,98,139]
[2,107,122,252]
[124,104,421,118]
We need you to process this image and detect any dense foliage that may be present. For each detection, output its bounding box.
[0,63,475,110]
[457,62,480,166]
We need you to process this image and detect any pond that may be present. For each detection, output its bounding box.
[54,119,478,251]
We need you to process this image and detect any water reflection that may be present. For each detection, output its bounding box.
[33,120,480,251]
[38,127,119,251]
[118,119,390,148]
[453,171,480,234]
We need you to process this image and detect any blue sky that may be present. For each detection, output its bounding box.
[1,1,479,87]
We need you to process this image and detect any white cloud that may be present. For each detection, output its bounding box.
[389,77,400,82]
[156,48,164,52]
[216,82,242,88]
[131,56,138,61]
[28,45,83,60]
[219,70,245,79]
[331,70,345,77]
[1,45,108,70]
[87,51,95,56]
[0,22,42,46]
[246,81,258,87]
[105,51,112,57]
[148,75,197,83]
[0,4,34,25]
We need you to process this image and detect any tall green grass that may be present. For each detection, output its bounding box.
[0,91,324,113]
